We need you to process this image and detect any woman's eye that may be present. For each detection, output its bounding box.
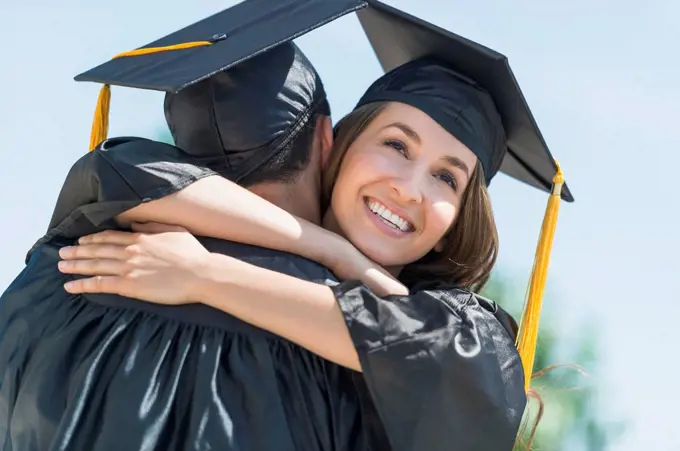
[383,139,408,156]
[436,172,458,191]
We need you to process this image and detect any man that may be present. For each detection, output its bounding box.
[0,36,389,450]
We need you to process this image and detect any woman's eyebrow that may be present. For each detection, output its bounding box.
[380,122,421,144]
[441,155,470,177]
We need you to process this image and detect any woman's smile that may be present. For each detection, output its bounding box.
[363,196,415,237]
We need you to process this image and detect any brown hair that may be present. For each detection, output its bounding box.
[322,101,499,292]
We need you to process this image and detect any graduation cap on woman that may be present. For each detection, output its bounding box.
[75,0,573,390]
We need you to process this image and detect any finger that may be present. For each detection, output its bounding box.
[58,259,127,276]
[79,230,140,245]
[59,243,128,260]
[64,276,122,295]
[131,221,188,234]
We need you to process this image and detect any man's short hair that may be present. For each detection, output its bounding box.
[239,99,330,187]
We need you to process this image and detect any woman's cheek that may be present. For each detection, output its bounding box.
[349,150,385,171]
[339,148,379,175]
[429,200,457,235]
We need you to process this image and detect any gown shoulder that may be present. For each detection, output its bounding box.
[331,279,527,451]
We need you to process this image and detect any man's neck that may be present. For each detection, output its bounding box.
[250,182,321,225]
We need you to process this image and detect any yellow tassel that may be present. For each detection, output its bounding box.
[89,84,111,151]
[87,40,213,151]
[515,161,564,392]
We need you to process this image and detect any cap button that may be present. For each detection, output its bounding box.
[210,33,228,42]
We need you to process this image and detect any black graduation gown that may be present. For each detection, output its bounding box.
[0,137,526,451]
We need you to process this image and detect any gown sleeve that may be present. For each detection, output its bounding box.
[27,137,219,261]
[331,280,527,451]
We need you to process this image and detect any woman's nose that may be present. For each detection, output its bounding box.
[389,173,424,204]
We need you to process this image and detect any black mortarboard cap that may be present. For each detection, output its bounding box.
[74,0,366,171]
[355,0,573,202]
[76,0,364,93]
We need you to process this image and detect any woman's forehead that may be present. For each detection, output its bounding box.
[373,103,452,138]
[369,102,477,163]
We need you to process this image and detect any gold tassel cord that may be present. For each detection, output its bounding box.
[89,84,111,151]
[515,161,564,392]
[88,41,214,151]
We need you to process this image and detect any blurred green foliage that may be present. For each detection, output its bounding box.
[481,273,625,450]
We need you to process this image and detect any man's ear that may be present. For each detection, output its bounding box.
[317,115,333,168]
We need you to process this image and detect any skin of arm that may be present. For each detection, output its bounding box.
[58,226,362,371]
[116,175,407,296]
[197,251,362,371]
[116,175,346,269]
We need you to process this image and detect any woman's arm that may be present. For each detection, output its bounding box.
[118,176,407,295]
[59,227,362,370]
[198,251,362,371]
[46,139,363,283]
[116,174,342,268]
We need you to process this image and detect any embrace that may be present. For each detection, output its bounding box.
[0,1,572,450]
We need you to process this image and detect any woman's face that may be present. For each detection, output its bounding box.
[326,102,479,268]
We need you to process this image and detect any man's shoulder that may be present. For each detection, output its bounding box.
[197,237,339,286]
[97,136,175,153]
[94,136,206,169]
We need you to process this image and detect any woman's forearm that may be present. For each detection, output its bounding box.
[195,252,362,371]
[117,175,408,297]
[116,175,346,268]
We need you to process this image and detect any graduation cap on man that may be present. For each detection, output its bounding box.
[75,0,573,390]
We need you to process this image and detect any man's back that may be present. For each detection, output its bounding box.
[102,237,339,336]
[0,235,379,451]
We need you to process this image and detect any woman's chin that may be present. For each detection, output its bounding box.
[354,239,409,269]
[344,224,427,269]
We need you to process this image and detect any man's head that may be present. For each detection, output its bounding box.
[164,42,332,223]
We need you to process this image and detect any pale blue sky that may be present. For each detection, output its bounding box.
[1,0,678,449]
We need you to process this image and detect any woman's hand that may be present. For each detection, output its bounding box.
[327,239,409,296]
[58,222,211,304]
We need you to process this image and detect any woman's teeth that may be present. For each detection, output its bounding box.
[366,199,411,232]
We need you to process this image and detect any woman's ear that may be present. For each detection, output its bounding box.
[433,237,447,253]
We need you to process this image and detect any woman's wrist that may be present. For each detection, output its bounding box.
[314,228,357,273]
[191,252,235,307]
[292,218,351,268]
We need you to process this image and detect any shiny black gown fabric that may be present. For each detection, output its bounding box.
[0,138,526,451]
[0,241,379,451]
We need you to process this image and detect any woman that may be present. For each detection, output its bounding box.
[60,58,535,449]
